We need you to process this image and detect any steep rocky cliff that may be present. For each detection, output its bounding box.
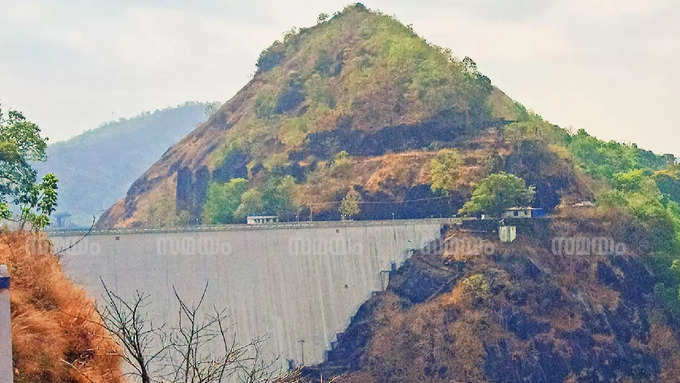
[304,212,680,382]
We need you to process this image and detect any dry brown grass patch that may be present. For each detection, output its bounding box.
[0,232,122,383]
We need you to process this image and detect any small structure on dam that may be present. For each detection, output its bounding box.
[50,219,446,372]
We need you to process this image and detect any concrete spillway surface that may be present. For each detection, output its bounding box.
[50,219,444,373]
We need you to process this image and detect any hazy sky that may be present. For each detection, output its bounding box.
[1,0,678,154]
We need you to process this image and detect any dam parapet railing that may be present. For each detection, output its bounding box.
[47,217,464,237]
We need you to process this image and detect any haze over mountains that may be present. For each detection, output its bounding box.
[36,102,215,227]
[10,3,680,382]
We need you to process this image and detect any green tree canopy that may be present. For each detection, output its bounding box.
[234,189,265,221]
[201,178,248,224]
[262,175,297,216]
[339,187,362,219]
[1,108,47,204]
[0,106,58,229]
[429,149,463,192]
[459,172,535,217]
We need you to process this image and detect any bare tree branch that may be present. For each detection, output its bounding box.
[54,215,96,258]
[96,279,300,383]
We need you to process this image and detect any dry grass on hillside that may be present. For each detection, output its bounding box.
[0,232,122,383]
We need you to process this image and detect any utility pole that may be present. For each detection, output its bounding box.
[0,265,13,383]
[299,339,305,366]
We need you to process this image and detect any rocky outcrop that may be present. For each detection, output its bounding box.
[304,218,680,382]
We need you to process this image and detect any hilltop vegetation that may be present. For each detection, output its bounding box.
[94,7,680,376]
[36,102,214,227]
[96,4,521,229]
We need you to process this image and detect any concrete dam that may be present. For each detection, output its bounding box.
[50,219,447,369]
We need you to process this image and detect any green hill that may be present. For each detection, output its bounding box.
[97,4,528,228]
[37,102,215,227]
[95,4,677,230]
[92,4,680,381]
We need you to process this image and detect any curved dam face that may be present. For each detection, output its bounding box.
[50,219,444,368]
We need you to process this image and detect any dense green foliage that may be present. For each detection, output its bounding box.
[594,166,680,316]
[459,173,535,217]
[202,175,298,224]
[17,173,58,229]
[568,129,668,179]
[339,187,362,219]
[261,175,297,217]
[563,129,680,317]
[36,102,214,227]
[503,103,569,145]
[430,149,463,192]
[0,106,58,229]
[202,178,248,224]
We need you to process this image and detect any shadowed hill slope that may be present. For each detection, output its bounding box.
[304,212,680,382]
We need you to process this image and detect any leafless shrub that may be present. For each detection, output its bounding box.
[97,279,299,383]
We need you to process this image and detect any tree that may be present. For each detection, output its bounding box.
[484,152,505,175]
[202,178,248,224]
[0,105,58,229]
[235,189,265,221]
[317,12,329,23]
[96,279,299,383]
[339,187,362,219]
[459,172,535,217]
[613,169,654,193]
[18,173,58,229]
[429,149,463,192]
[262,175,297,217]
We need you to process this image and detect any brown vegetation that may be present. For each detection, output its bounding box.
[0,232,122,383]
[309,216,680,382]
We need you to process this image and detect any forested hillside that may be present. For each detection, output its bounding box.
[97,5,677,230]
[97,4,524,228]
[44,3,680,381]
[36,102,215,227]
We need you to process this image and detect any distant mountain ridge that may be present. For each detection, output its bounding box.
[37,102,215,227]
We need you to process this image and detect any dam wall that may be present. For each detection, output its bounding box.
[50,219,446,369]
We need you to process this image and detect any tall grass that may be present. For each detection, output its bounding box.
[0,232,122,383]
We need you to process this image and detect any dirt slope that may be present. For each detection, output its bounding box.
[304,213,680,382]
